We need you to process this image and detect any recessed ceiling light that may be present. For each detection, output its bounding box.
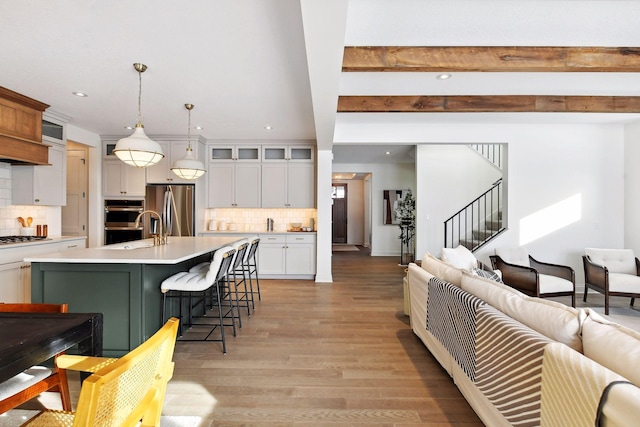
[72,91,88,97]
[124,126,134,130]
[264,125,273,130]
[436,73,452,80]
[385,151,391,155]
[195,126,203,130]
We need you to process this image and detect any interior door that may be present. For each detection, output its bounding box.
[332,183,347,244]
[62,147,88,238]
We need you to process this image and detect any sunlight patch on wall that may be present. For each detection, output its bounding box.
[520,194,582,245]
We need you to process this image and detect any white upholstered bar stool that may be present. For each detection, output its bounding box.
[243,235,261,307]
[230,239,253,319]
[161,245,236,353]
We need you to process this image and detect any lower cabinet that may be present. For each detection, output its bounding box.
[0,238,86,303]
[258,233,316,278]
[0,261,30,302]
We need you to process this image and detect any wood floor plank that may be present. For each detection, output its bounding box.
[162,249,482,426]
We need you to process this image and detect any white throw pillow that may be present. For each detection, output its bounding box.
[582,309,640,386]
[461,271,584,352]
[441,245,478,271]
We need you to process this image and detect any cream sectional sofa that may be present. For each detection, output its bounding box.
[407,252,640,427]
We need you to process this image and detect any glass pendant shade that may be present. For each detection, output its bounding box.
[114,123,164,167]
[171,103,206,180]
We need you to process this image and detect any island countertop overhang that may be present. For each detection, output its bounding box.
[25,236,241,264]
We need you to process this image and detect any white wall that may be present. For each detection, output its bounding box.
[333,162,415,256]
[417,144,502,259]
[412,123,625,284]
[625,121,640,253]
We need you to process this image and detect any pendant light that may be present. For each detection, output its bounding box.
[171,103,206,180]
[113,63,164,167]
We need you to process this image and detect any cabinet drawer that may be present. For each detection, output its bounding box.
[286,234,316,244]
[259,234,286,244]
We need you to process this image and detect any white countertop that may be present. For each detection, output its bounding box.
[200,230,317,234]
[25,236,241,264]
[0,235,86,251]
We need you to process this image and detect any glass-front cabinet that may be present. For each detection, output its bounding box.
[262,146,314,162]
[210,146,261,162]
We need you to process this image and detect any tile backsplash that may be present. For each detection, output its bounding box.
[0,163,53,236]
[205,208,317,232]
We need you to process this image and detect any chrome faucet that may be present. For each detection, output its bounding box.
[134,210,165,246]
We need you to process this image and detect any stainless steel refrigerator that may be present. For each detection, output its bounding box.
[144,184,196,238]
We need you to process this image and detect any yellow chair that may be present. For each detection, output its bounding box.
[22,317,179,427]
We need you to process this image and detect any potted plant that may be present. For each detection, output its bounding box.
[396,189,416,265]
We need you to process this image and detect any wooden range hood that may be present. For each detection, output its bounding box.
[0,86,50,165]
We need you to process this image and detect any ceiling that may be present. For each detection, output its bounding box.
[1,1,640,164]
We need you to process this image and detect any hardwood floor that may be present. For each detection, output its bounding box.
[163,247,482,426]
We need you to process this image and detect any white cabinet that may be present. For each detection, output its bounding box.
[285,234,316,275]
[207,162,261,208]
[262,145,314,162]
[257,233,316,277]
[12,141,66,206]
[146,140,205,184]
[0,261,29,302]
[207,144,261,208]
[103,159,146,198]
[261,162,314,208]
[0,237,86,303]
[210,145,261,162]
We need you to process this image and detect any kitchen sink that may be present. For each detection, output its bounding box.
[103,241,156,250]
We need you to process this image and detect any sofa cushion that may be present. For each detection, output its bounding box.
[495,247,530,267]
[461,271,583,352]
[582,309,640,386]
[421,252,463,287]
[441,245,477,271]
[585,248,637,274]
[540,342,628,427]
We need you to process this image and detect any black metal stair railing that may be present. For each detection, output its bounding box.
[444,179,504,251]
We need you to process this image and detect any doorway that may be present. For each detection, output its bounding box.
[332,183,347,244]
[62,141,89,244]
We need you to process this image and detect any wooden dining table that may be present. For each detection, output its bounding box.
[0,312,103,383]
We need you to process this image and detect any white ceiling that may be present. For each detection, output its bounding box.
[1,0,639,163]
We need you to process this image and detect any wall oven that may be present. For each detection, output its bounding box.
[104,199,144,244]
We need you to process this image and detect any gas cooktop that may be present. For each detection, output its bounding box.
[0,235,51,245]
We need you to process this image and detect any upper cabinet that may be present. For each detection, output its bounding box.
[262,146,314,162]
[12,112,69,206]
[206,143,315,208]
[12,141,66,206]
[146,140,205,184]
[210,145,261,162]
[103,159,146,198]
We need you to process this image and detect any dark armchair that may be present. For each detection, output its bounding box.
[489,247,575,307]
[583,248,640,315]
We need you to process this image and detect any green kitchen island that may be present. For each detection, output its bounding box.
[27,236,240,356]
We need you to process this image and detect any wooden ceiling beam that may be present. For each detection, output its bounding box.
[337,95,640,113]
[342,46,640,72]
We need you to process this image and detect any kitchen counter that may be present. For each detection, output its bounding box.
[0,236,86,253]
[25,236,239,264]
[199,230,317,234]
[29,236,241,356]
